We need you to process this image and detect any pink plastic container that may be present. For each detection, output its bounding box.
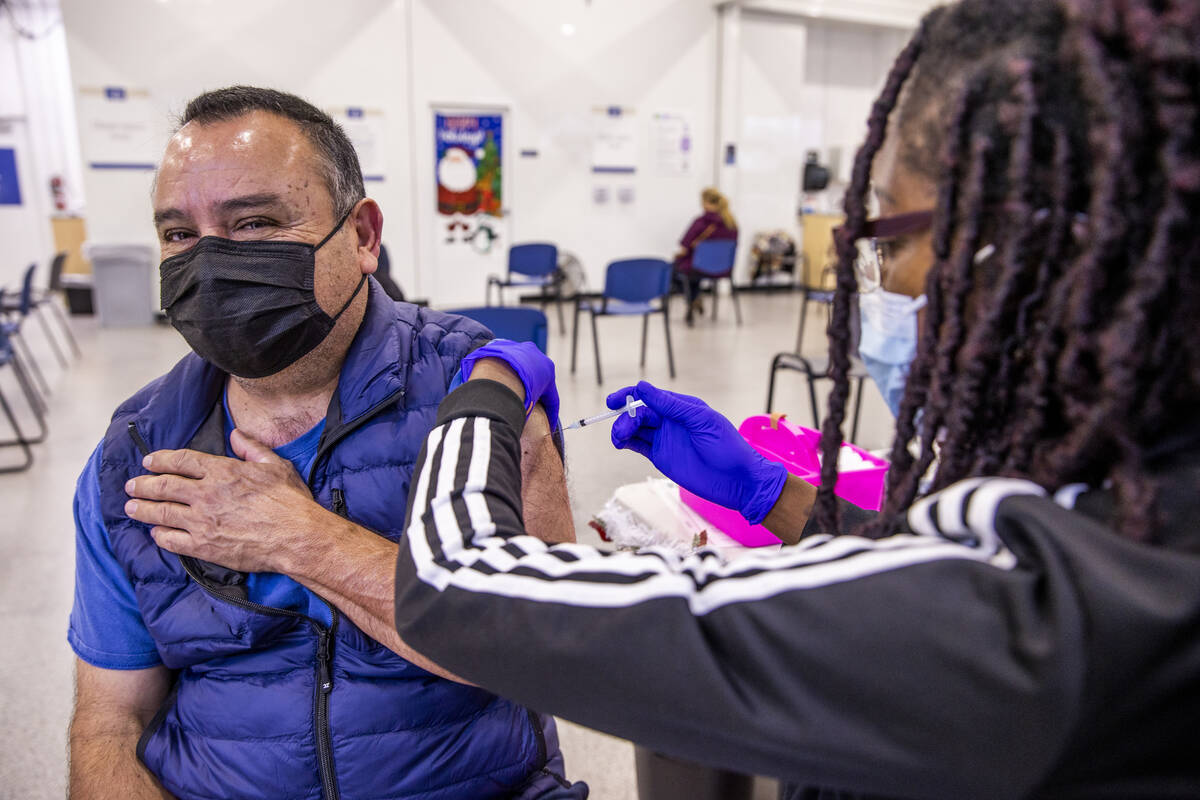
[679,415,889,547]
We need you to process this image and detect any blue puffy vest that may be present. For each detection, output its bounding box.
[97,280,562,800]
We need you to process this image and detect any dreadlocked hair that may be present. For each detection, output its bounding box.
[815,0,1200,542]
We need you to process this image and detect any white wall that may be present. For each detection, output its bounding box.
[731,12,911,266]
[60,0,417,291]
[408,0,717,303]
[0,1,78,291]
[60,0,717,307]
[56,0,922,305]
[736,0,939,29]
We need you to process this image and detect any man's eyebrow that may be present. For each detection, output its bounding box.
[153,207,187,227]
[153,193,288,227]
[216,192,287,215]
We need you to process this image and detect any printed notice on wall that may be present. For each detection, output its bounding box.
[650,110,694,176]
[337,107,386,182]
[591,106,637,175]
[77,86,159,170]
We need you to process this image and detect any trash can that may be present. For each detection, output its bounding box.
[84,243,156,326]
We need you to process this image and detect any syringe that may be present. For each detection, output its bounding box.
[561,395,646,432]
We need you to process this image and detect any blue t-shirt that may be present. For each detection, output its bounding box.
[68,393,329,670]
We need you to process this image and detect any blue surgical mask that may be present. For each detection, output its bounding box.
[857,289,927,416]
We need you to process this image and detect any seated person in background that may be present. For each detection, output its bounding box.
[67,85,583,800]
[673,187,738,325]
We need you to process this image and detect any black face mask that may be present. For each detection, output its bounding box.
[160,209,366,379]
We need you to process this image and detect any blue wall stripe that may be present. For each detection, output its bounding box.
[363,175,386,182]
[591,166,636,174]
[89,162,157,171]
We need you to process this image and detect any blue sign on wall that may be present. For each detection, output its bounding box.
[104,86,126,100]
[0,148,21,206]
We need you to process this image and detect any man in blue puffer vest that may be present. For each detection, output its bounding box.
[66,86,586,800]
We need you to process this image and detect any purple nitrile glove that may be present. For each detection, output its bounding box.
[460,339,560,425]
[607,381,788,525]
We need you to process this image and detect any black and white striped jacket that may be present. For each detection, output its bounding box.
[394,379,1200,800]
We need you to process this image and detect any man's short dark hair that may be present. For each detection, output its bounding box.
[180,86,365,217]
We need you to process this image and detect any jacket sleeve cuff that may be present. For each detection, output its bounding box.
[436,378,526,434]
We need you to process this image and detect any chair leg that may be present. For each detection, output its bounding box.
[728,278,743,325]
[6,356,47,443]
[571,300,581,374]
[850,376,865,445]
[807,373,821,430]
[590,312,603,386]
[11,332,50,398]
[796,294,809,353]
[47,298,82,358]
[9,347,47,424]
[0,387,33,473]
[554,289,566,335]
[661,308,676,379]
[640,315,649,368]
[766,355,782,413]
[34,306,69,369]
[711,279,719,320]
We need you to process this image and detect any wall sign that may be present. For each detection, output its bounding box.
[434,112,503,253]
[77,85,158,170]
[336,106,387,182]
[0,148,21,205]
[650,110,694,176]
[591,105,637,175]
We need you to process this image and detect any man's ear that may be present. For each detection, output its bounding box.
[352,198,384,274]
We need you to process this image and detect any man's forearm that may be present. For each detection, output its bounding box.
[520,408,576,544]
[282,511,470,683]
[69,725,174,799]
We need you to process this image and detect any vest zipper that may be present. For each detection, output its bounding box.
[315,494,351,800]
[314,615,340,800]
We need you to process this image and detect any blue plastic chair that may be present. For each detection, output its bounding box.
[0,323,38,472]
[572,258,675,385]
[691,239,742,325]
[0,277,52,402]
[25,252,81,358]
[446,306,549,354]
[486,243,565,334]
[5,262,69,368]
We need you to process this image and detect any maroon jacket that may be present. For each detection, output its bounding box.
[675,210,737,274]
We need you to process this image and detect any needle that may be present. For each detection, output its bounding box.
[560,395,646,432]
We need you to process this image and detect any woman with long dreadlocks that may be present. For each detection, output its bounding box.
[125,0,1200,797]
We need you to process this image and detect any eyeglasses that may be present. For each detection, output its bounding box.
[837,209,934,293]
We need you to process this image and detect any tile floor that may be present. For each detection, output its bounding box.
[0,288,894,799]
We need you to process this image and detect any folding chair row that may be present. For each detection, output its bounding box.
[0,256,84,473]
